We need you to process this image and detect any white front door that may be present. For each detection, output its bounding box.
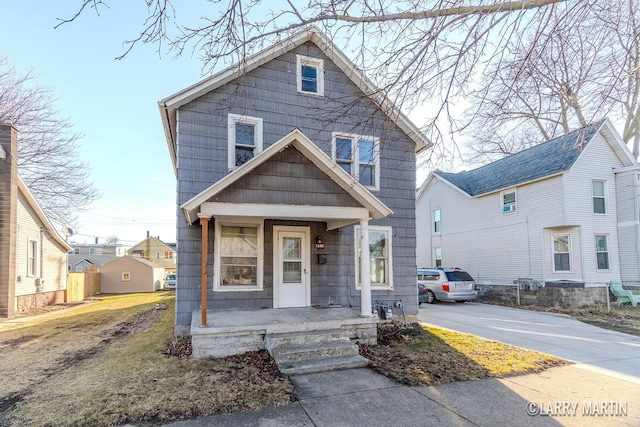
[273,226,310,308]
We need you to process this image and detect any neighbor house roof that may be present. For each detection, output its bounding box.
[180,128,393,228]
[425,118,633,198]
[159,27,430,176]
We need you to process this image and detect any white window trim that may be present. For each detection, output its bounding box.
[354,225,393,291]
[122,272,130,281]
[213,219,264,292]
[592,179,607,215]
[296,55,324,96]
[551,233,573,273]
[227,114,264,170]
[331,132,380,191]
[595,234,611,271]
[433,209,441,234]
[501,188,517,214]
[27,238,38,277]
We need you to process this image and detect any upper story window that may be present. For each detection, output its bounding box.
[592,180,606,214]
[228,114,263,170]
[165,251,173,259]
[501,189,516,214]
[296,55,324,96]
[156,252,161,260]
[89,247,102,255]
[355,225,393,290]
[74,248,80,254]
[332,133,380,190]
[433,209,441,233]
[552,234,572,272]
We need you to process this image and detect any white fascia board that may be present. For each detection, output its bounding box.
[599,118,637,166]
[202,202,369,224]
[17,175,73,251]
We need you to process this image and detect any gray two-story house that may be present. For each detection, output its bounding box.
[159,29,429,363]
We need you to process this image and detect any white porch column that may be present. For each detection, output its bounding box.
[359,218,372,317]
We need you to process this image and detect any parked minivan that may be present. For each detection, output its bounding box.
[417,268,477,304]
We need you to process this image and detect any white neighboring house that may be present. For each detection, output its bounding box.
[416,119,640,286]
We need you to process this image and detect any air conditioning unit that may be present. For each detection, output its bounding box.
[503,205,515,213]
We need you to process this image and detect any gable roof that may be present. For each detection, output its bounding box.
[17,175,73,252]
[129,236,176,253]
[102,255,162,269]
[181,128,393,227]
[425,119,634,198]
[159,28,430,176]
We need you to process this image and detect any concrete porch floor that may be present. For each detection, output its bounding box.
[190,307,379,359]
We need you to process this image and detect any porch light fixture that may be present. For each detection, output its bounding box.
[315,236,325,249]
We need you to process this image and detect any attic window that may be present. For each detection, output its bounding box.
[297,55,324,96]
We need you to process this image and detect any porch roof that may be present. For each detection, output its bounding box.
[181,129,393,230]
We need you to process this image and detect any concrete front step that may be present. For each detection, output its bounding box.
[277,354,369,375]
[265,328,347,352]
[271,340,360,363]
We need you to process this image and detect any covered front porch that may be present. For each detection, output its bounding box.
[191,306,379,363]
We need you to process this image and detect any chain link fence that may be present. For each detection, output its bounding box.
[476,279,640,315]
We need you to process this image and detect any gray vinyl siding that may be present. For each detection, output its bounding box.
[174,42,417,326]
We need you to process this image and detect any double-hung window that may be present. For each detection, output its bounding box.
[215,222,263,291]
[592,180,606,214]
[595,234,610,270]
[355,225,393,290]
[433,209,441,233]
[552,234,572,272]
[228,114,263,170]
[296,55,324,96]
[27,239,38,277]
[332,133,380,190]
[501,189,516,214]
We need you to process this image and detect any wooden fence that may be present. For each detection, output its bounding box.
[66,272,100,302]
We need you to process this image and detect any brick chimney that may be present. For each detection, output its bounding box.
[0,123,18,318]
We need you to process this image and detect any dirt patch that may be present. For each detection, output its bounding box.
[0,335,42,352]
[102,305,167,339]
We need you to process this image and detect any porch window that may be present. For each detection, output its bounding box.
[355,225,393,290]
[592,180,606,214]
[552,234,572,272]
[595,234,610,270]
[332,133,380,190]
[296,55,324,96]
[228,114,263,170]
[215,222,263,291]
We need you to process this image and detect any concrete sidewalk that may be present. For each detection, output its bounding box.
[164,366,640,426]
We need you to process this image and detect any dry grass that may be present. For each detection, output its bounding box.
[360,323,569,387]
[0,293,294,427]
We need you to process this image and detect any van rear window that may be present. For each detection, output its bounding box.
[445,271,474,281]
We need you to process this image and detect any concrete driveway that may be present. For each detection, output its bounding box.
[418,302,640,384]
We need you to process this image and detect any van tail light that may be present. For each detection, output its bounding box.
[442,283,450,292]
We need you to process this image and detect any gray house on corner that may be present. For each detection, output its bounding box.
[417,119,640,287]
[158,28,429,363]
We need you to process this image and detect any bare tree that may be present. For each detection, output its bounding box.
[464,0,640,163]
[0,56,101,226]
[57,0,571,164]
[105,234,120,245]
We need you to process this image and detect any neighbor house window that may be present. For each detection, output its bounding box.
[433,209,441,233]
[74,248,80,254]
[355,225,393,290]
[215,222,263,291]
[502,189,516,214]
[165,251,173,259]
[296,55,324,96]
[332,133,380,190]
[228,114,263,170]
[122,272,130,281]
[27,239,38,277]
[592,180,606,214]
[595,234,610,270]
[434,246,442,268]
[552,234,572,272]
